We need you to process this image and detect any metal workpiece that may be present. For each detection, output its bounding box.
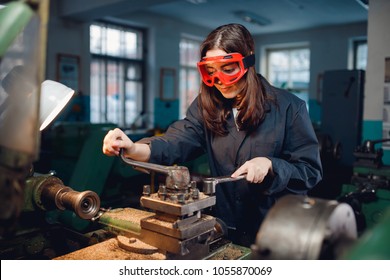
[120,151,190,190]
[116,152,223,258]
[24,175,101,220]
[203,174,246,195]
[153,181,203,204]
[137,190,217,257]
[141,192,216,216]
[120,152,207,205]
[96,206,217,258]
[141,214,216,241]
[251,195,357,260]
[141,227,215,257]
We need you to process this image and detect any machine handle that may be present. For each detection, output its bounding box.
[203,174,246,195]
[119,149,191,190]
[120,149,170,175]
[208,174,246,184]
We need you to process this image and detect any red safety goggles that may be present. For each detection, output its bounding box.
[197,53,255,87]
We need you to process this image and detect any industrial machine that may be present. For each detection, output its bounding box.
[251,138,390,260]
[0,0,49,237]
[252,193,390,260]
[52,151,250,260]
[3,137,390,260]
[252,195,358,260]
[1,151,251,260]
[338,138,390,233]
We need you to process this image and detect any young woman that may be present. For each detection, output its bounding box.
[102,23,322,247]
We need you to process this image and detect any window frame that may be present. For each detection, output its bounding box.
[89,21,147,128]
[261,42,311,105]
[348,37,367,71]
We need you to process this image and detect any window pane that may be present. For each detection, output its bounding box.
[180,37,201,117]
[124,30,143,59]
[124,31,137,58]
[269,51,289,88]
[127,64,142,80]
[90,60,105,123]
[290,49,309,70]
[106,62,120,124]
[90,25,102,54]
[106,28,121,56]
[356,42,367,70]
[125,81,142,127]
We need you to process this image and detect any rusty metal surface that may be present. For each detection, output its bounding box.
[141,214,216,239]
[140,228,214,256]
[141,193,216,215]
[120,151,190,190]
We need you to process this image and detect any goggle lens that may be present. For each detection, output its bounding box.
[197,53,254,87]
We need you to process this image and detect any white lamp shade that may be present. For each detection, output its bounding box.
[39,80,74,131]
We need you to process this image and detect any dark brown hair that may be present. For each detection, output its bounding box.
[198,23,270,135]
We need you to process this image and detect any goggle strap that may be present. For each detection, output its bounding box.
[243,54,255,69]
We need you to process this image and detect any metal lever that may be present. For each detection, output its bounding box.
[203,174,246,195]
[119,149,190,190]
[120,149,171,175]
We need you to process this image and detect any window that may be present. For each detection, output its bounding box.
[265,46,310,106]
[179,37,201,118]
[353,39,367,70]
[90,22,145,128]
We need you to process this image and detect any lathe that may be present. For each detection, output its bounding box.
[0,151,251,260]
[2,150,390,260]
[55,151,252,260]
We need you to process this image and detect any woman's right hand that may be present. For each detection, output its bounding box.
[102,128,151,161]
[102,128,133,157]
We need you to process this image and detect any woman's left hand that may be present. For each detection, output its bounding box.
[231,157,273,183]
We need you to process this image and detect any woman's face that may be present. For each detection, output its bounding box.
[205,49,246,99]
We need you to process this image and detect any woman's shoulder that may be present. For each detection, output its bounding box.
[185,95,203,120]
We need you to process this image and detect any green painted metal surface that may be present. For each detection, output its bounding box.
[0,1,33,56]
[343,207,390,259]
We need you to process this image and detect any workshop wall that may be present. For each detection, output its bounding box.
[254,21,367,126]
[363,0,390,163]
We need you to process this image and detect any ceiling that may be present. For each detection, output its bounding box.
[58,0,369,35]
[144,0,368,35]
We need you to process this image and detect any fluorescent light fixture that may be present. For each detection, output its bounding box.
[233,11,271,26]
[185,0,207,4]
[356,0,368,10]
